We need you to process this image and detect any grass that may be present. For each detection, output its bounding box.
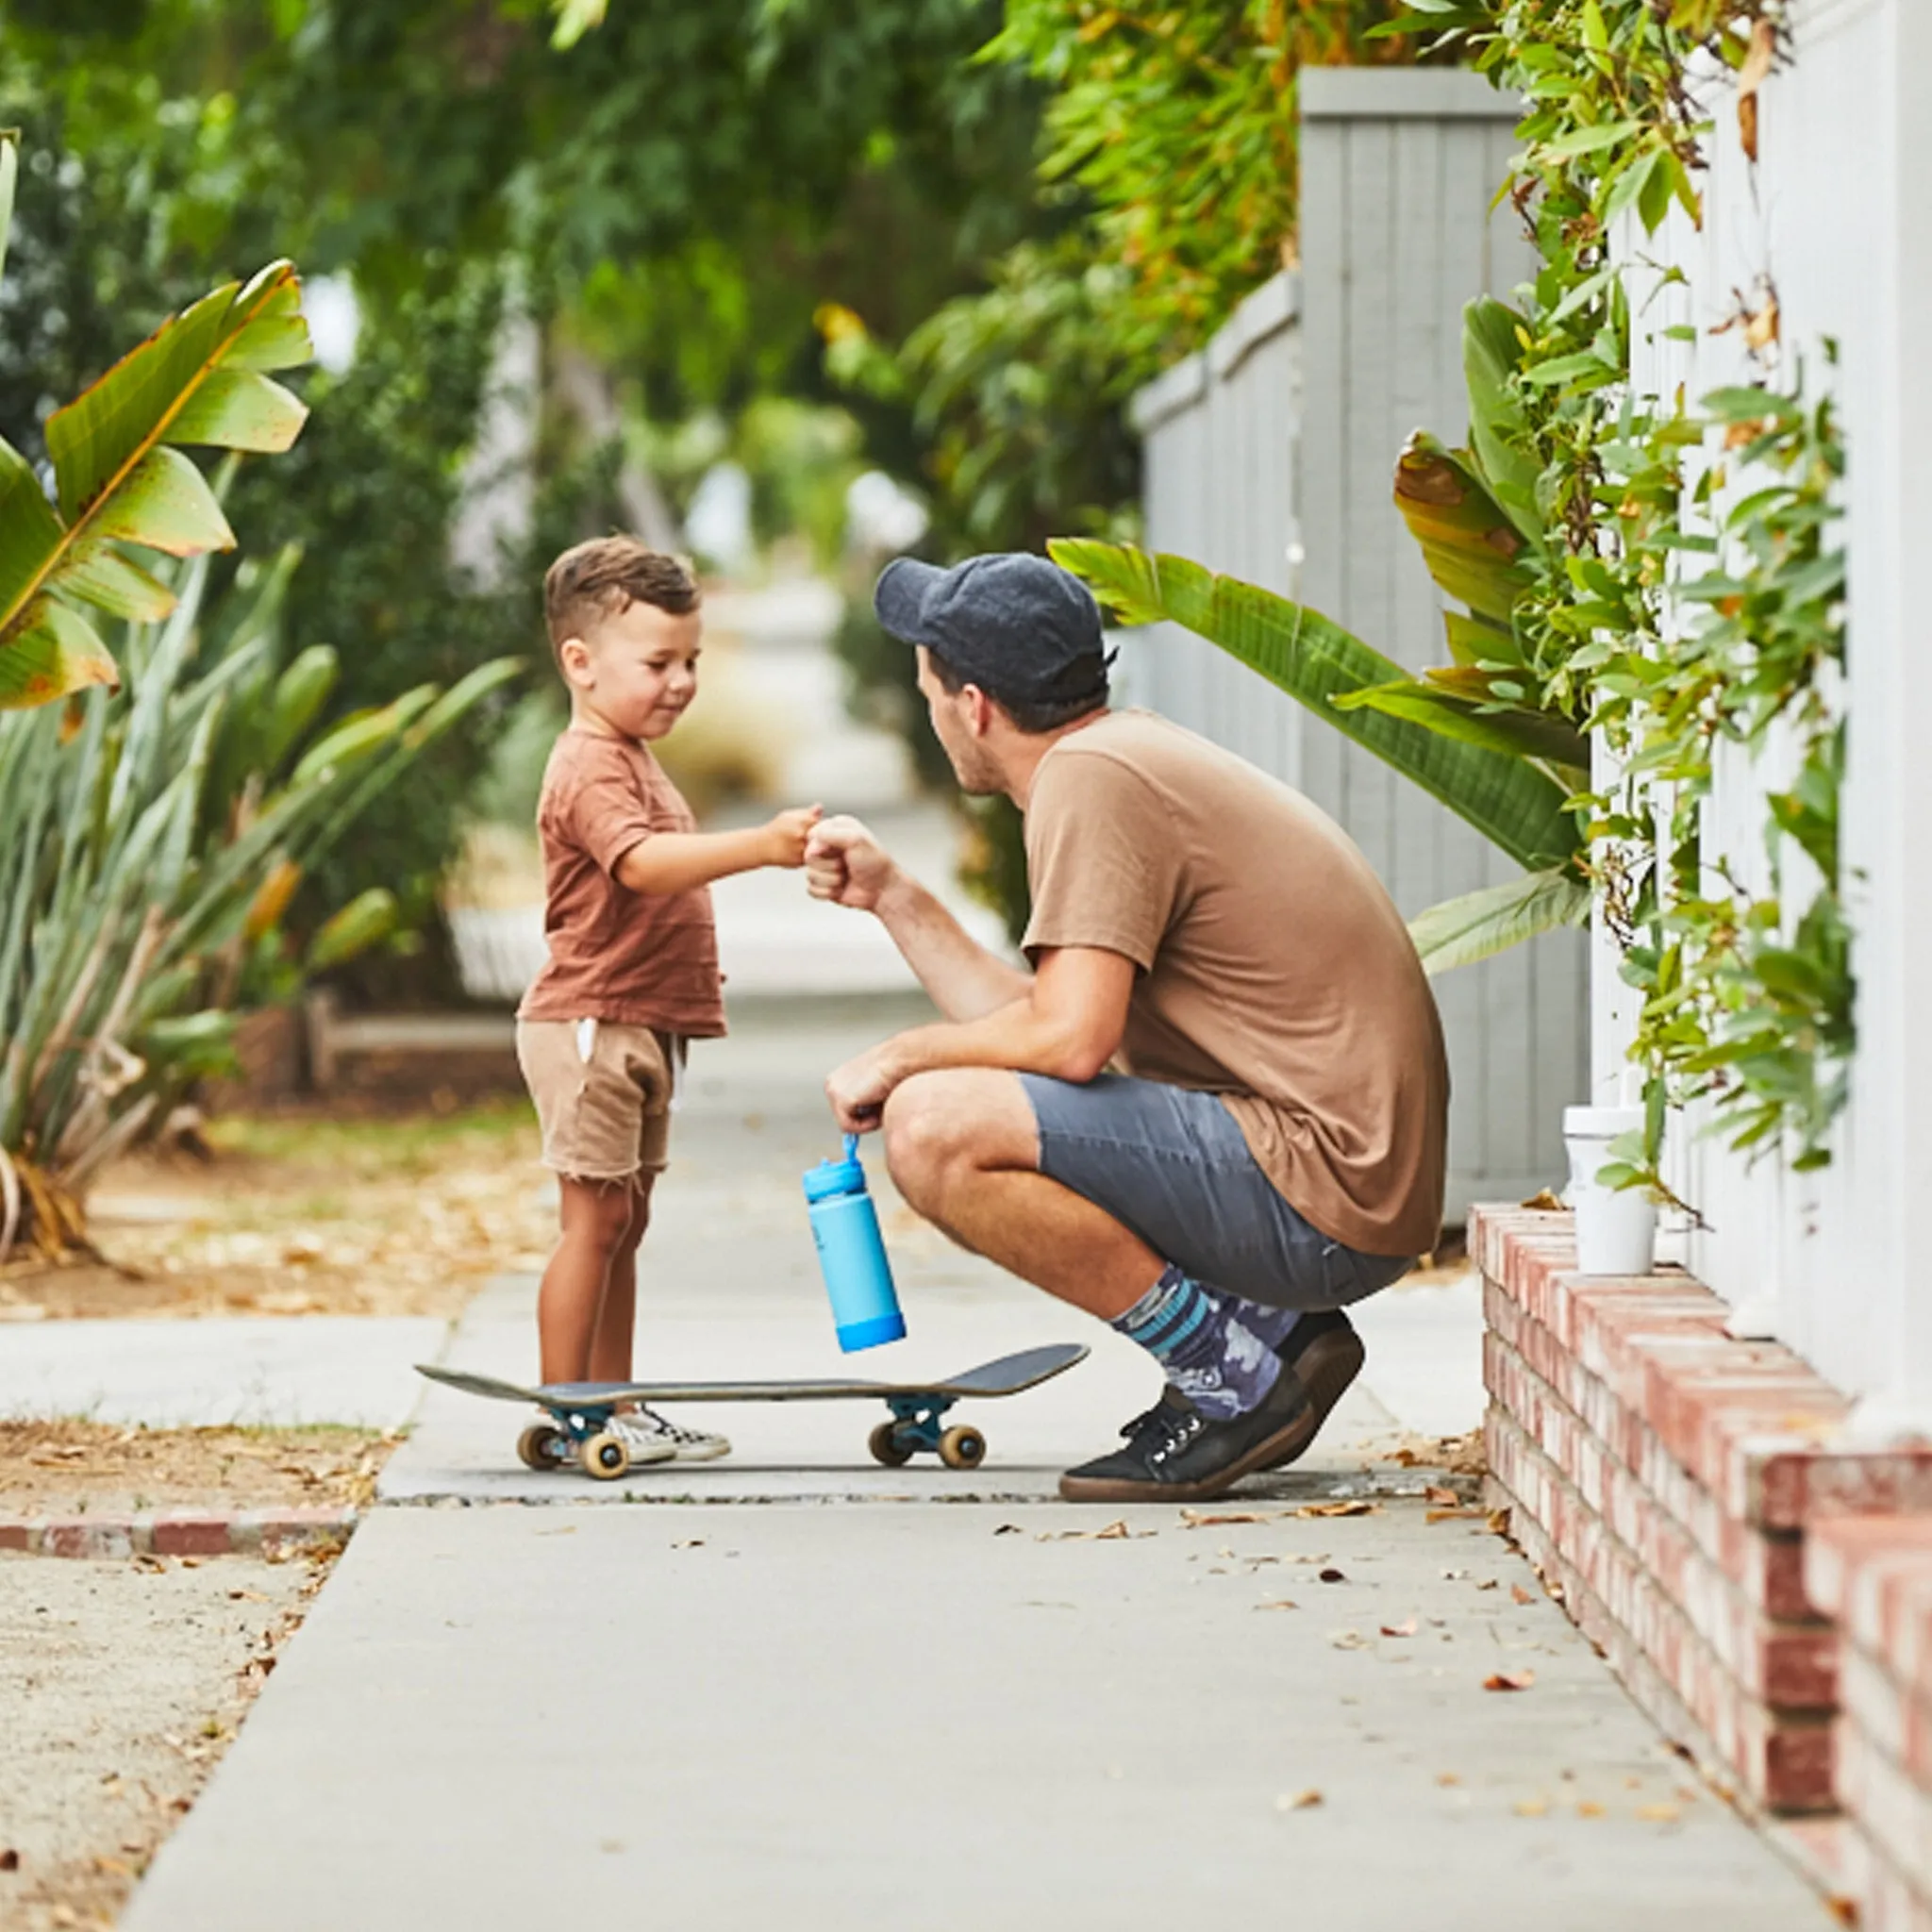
[207,1097,538,1178]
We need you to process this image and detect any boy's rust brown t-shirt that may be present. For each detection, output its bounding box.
[517,726,726,1036]
[1021,710,1448,1257]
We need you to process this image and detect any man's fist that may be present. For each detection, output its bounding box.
[805,815,897,912]
[760,804,824,870]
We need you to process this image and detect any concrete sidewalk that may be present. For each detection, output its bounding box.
[120,1010,1834,1929]
[0,1315,448,1428]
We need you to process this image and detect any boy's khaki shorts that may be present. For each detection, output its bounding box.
[516,1019,678,1184]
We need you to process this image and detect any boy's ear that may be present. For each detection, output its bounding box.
[558,636,594,689]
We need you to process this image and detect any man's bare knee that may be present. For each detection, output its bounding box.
[880,1073,967,1204]
[882,1070,1037,1207]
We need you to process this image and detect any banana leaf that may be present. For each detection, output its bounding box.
[1048,539,1581,874]
[1391,432,1533,628]
[1461,296,1544,544]
[1333,675,1590,778]
[1407,867,1591,975]
[0,258,310,710]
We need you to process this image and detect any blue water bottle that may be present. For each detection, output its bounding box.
[803,1135,907,1352]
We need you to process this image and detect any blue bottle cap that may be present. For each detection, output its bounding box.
[802,1134,867,1204]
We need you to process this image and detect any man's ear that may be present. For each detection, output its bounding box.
[558,637,594,690]
[964,684,997,737]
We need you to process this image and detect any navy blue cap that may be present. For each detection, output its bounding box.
[874,553,1109,709]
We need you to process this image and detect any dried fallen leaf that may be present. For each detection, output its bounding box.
[1380,1617,1419,1639]
[1635,1804,1681,1824]
[1275,1789,1324,1811]
[1520,1189,1563,1212]
[1318,1567,1346,1584]
[992,1524,1022,1536]
[1436,1773,1459,1787]
[1331,1630,1369,1650]
[1483,1670,1536,1692]
[1039,1520,1142,1541]
[227,1589,270,1604]
[0,1848,17,1871]
[1253,1599,1300,1611]
[1513,1798,1549,1818]
[1180,1509,1273,1527]
[1487,1508,1513,1536]
[1576,1801,1606,1819]
[1427,1507,1483,1524]
[1825,1896,1859,1926]
[1511,1584,1536,1606]
[1424,1485,1459,1506]
[1297,1498,1378,1518]
[672,1539,706,1550]
[1736,15,1776,161]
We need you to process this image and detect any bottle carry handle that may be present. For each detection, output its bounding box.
[842,1133,860,1162]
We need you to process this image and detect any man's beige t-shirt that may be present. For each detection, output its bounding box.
[518,726,726,1036]
[1021,710,1448,1257]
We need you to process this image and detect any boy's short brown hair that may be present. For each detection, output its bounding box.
[544,537,699,662]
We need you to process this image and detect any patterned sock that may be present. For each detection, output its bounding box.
[1226,1299,1301,1353]
[1111,1265,1284,1422]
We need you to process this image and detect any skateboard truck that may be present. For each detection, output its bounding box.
[868,1394,986,1473]
[516,1399,633,1480]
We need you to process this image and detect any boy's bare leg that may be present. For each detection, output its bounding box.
[880,1068,1164,1321]
[588,1179,653,1385]
[537,1175,641,1385]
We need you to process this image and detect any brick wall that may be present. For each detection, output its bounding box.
[1807,1519,1932,1929]
[1474,1205,1932,1922]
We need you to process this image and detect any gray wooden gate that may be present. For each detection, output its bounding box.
[1120,69,1586,1224]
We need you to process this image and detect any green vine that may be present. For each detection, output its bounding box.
[1389,0,1852,1189]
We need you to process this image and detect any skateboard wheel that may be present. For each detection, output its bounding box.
[517,1423,567,1472]
[580,1430,630,1480]
[868,1420,914,1468]
[938,1424,986,1471]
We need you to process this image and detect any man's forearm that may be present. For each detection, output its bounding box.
[874,871,1033,1022]
[880,997,1100,1091]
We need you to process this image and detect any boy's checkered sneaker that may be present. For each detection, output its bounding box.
[602,1413,678,1467]
[618,1406,731,1462]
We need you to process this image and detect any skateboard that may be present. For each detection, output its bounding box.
[415,1342,1090,1481]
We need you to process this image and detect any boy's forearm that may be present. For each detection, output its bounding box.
[616,828,772,896]
[874,871,1034,1022]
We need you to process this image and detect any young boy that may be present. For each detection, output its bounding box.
[515,537,820,1466]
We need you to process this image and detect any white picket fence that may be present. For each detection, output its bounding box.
[1607,0,1932,1418]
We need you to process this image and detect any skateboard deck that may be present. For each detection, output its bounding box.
[415,1343,1088,1480]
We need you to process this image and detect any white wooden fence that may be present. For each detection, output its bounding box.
[1612,0,1932,1420]
[1121,69,1587,1224]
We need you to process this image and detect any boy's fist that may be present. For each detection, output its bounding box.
[761,805,823,869]
[805,815,895,911]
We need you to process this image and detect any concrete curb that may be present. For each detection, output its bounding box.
[0,1506,357,1558]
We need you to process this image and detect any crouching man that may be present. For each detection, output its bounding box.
[807,552,1449,1502]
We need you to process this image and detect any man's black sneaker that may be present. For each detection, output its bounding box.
[1058,1365,1324,1504]
[1259,1308,1366,1470]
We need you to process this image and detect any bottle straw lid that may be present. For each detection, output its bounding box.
[803,1134,867,1202]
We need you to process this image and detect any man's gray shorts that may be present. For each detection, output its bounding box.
[1018,1072,1415,1312]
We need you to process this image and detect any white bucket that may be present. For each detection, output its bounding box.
[1562,1104,1657,1276]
